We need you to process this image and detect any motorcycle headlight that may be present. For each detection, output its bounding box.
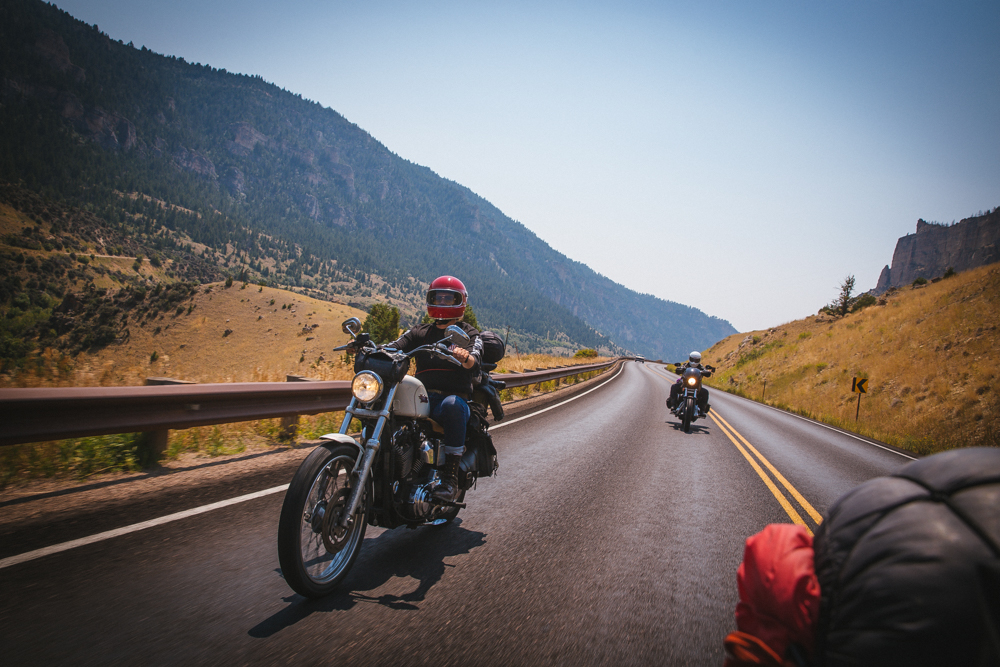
[352,371,383,403]
[686,376,698,386]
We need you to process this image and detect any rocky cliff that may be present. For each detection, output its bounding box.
[875,210,1000,293]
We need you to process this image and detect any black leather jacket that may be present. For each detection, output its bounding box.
[389,322,483,396]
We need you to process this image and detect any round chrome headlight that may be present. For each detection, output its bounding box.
[352,371,383,403]
[686,376,698,386]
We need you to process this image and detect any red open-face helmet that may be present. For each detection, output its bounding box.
[426,275,467,321]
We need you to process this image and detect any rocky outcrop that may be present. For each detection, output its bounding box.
[222,167,245,197]
[35,29,85,83]
[172,146,217,179]
[2,75,136,151]
[875,210,1000,293]
[229,122,268,156]
[301,193,320,220]
[68,105,137,151]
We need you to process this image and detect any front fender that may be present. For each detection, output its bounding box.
[320,433,363,459]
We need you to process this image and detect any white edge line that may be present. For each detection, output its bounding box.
[3,363,626,570]
[0,484,289,571]
[751,401,916,460]
[649,366,915,461]
[489,363,625,430]
[1,365,624,569]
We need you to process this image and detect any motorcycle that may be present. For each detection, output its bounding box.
[277,317,504,598]
[669,363,714,433]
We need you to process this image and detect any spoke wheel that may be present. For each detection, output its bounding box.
[277,443,368,597]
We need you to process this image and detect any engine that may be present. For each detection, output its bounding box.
[389,422,446,522]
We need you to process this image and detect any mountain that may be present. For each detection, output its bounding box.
[0,0,736,361]
[874,210,1000,293]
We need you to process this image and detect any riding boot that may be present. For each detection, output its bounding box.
[432,454,462,503]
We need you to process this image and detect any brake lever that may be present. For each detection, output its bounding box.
[432,342,464,366]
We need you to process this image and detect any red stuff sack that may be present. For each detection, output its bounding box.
[724,523,820,667]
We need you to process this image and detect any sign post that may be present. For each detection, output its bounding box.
[851,377,868,421]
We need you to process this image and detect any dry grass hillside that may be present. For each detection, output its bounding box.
[6,280,611,388]
[3,283,368,387]
[702,264,1000,454]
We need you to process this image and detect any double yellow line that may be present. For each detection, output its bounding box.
[709,410,823,535]
[646,365,821,532]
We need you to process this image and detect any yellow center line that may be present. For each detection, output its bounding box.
[708,412,812,535]
[711,411,824,525]
[647,364,821,529]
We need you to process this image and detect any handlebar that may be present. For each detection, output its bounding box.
[335,340,465,366]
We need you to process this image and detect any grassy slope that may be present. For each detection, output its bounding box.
[702,264,1000,454]
[10,276,608,388]
[71,283,366,385]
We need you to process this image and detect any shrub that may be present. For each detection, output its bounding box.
[913,277,928,286]
[850,293,877,312]
[943,267,956,279]
[150,350,158,362]
[574,348,598,358]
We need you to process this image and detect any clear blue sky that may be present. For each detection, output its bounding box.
[54,0,1000,332]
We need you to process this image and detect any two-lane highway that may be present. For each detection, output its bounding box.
[1,362,913,666]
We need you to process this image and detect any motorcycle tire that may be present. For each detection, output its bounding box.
[683,397,694,433]
[277,442,369,598]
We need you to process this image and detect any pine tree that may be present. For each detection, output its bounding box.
[362,303,400,343]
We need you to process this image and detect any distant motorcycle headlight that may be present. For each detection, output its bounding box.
[686,376,698,386]
[352,371,383,403]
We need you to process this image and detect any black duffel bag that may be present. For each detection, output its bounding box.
[812,447,1000,667]
[479,330,505,364]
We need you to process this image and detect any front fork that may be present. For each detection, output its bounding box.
[338,386,398,527]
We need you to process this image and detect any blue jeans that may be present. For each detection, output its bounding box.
[428,392,470,456]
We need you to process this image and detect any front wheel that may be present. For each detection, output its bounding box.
[682,397,694,433]
[277,443,368,597]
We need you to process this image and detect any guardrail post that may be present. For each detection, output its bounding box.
[142,377,195,464]
[281,375,315,440]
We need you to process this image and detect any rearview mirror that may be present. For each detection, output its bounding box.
[445,325,470,346]
[342,317,362,337]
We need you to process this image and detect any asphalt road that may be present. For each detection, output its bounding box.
[1,362,914,666]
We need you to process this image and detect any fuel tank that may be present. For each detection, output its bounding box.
[392,375,432,418]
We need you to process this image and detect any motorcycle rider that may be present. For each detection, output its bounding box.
[667,351,711,416]
[384,275,483,503]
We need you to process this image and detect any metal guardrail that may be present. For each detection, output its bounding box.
[0,359,620,448]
